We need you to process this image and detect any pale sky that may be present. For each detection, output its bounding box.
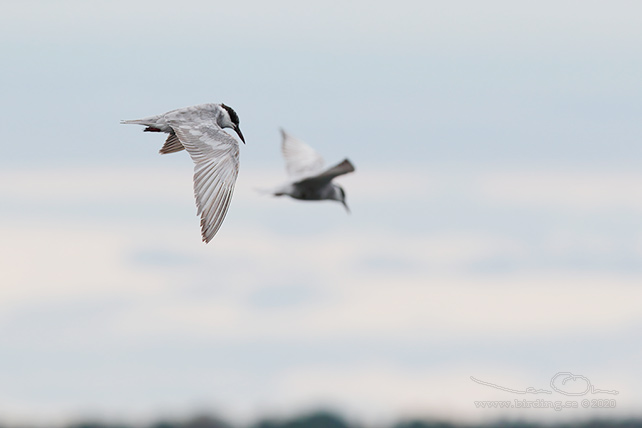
[1,1,641,426]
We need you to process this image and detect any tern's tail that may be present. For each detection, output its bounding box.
[120,112,165,125]
[121,115,170,133]
[120,119,146,125]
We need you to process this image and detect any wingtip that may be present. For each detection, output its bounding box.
[342,158,356,173]
[201,230,213,244]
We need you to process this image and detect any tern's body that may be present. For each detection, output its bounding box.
[272,129,355,211]
[122,103,245,243]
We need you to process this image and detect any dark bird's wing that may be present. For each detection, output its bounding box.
[295,159,355,187]
[159,132,185,154]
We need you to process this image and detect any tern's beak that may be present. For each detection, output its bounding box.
[341,199,351,214]
[234,125,246,144]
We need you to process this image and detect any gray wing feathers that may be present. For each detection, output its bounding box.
[159,133,185,154]
[170,122,240,243]
[281,129,325,180]
[192,158,236,242]
[297,159,355,185]
[319,159,355,179]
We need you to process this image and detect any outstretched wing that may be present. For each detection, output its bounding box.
[168,120,240,243]
[281,128,325,180]
[295,159,355,187]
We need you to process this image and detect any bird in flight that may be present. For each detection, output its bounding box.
[122,103,245,243]
[271,129,355,212]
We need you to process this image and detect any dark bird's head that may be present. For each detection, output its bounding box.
[220,103,245,144]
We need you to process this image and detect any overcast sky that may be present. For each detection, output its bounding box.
[1,1,641,426]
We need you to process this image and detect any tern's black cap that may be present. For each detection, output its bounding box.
[221,103,240,126]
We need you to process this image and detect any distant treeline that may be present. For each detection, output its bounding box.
[8,411,642,428]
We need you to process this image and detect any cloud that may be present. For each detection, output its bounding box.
[3,164,641,215]
[1,164,641,424]
[0,165,190,204]
[476,167,642,212]
[3,216,640,346]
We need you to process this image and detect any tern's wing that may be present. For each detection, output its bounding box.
[296,159,355,187]
[167,119,240,243]
[281,129,325,180]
